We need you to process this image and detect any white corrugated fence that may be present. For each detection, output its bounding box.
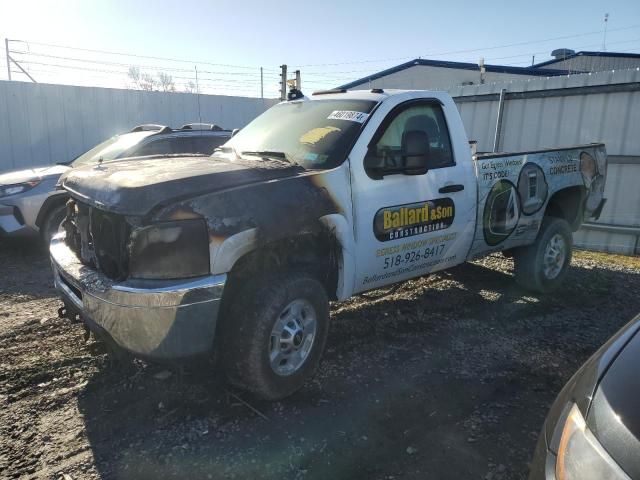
[1,71,638,254]
[448,68,640,255]
[0,80,277,172]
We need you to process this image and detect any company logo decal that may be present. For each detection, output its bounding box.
[373,198,455,242]
[483,180,520,246]
[517,163,548,216]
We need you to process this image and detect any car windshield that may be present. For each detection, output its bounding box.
[216,98,378,169]
[70,131,155,167]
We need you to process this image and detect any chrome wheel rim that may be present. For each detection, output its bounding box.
[543,233,567,280]
[269,299,317,376]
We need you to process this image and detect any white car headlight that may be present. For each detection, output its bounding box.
[556,404,631,480]
[0,180,41,198]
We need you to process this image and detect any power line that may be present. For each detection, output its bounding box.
[16,60,269,86]
[292,24,640,67]
[12,68,271,95]
[9,38,276,71]
[294,36,640,84]
[8,25,639,94]
[11,51,280,78]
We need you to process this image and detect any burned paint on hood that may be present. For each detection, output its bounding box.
[61,155,307,216]
[61,154,348,262]
[153,171,342,243]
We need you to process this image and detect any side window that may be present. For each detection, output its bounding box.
[169,137,197,155]
[192,136,228,154]
[370,103,455,174]
[133,138,176,157]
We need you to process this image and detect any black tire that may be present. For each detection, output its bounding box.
[40,204,67,246]
[513,216,573,293]
[221,271,330,400]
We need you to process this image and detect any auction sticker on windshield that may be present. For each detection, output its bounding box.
[327,111,369,123]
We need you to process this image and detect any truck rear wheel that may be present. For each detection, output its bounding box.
[513,217,573,293]
[221,272,330,400]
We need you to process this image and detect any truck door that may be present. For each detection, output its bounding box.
[350,96,476,293]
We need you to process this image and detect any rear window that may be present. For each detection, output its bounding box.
[71,131,155,167]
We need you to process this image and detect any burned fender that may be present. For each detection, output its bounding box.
[153,170,350,286]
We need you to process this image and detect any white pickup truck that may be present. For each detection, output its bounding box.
[51,89,607,399]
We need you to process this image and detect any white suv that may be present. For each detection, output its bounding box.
[0,123,231,244]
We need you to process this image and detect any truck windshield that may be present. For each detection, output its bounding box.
[70,131,155,167]
[217,99,378,169]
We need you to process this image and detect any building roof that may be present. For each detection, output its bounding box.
[532,51,640,68]
[338,58,573,90]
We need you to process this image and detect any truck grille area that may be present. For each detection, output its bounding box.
[63,199,131,281]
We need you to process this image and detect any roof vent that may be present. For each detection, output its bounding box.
[551,48,575,60]
[312,88,347,96]
[180,123,223,131]
[130,124,168,132]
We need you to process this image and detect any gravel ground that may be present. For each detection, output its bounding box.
[1,237,639,480]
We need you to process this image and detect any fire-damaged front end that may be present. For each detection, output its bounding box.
[50,94,380,361]
[51,198,226,360]
[50,154,346,360]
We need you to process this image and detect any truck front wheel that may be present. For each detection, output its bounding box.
[513,217,573,293]
[221,272,330,400]
[40,204,67,246]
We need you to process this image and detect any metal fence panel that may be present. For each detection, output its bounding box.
[0,80,277,172]
[450,68,640,254]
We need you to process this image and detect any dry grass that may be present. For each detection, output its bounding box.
[575,249,640,270]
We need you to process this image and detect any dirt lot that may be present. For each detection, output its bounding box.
[1,237,639,480]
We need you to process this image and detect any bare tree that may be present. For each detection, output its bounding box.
[140,73,157,91]
[128,66,141,89]
[157,72,176,92]
[184,81,198,94]
[129,67,176,92]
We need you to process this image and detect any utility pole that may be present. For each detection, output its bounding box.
[479,57,486,85]
[260,67,263,99]
[4,38,36,82]
[295,69,301,90]
[602,13,609,51]
[195,66,202,124]
[5,38,10,81]
[279,64,287,101]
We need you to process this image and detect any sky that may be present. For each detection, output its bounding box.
[1,0,639,97]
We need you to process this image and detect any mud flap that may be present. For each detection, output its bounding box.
[58,302,94,343]
[591,198,607,221]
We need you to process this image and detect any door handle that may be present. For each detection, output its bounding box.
[439,184,465,193]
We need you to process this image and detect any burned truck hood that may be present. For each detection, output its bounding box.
[61,156,305,216]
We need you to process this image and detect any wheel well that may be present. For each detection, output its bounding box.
[224,230,342,302]
[544,186,585,231]
[35,194,69,229]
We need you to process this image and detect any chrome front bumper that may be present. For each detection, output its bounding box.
[50,232,226,360]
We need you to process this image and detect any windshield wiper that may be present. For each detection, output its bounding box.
[241,150,288,159]
[213,145,240,160]
[240,150,296,166]
[213,148,295,165]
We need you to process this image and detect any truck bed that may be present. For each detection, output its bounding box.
[467,143,607,259]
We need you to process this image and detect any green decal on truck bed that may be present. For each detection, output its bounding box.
[483,180,520,246]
